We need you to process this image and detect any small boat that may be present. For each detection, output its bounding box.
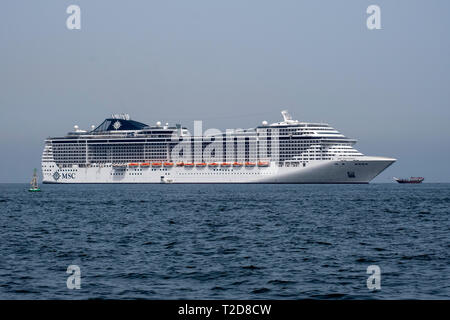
[164,162,174,167]
[184,163,195,167]
[176,162,184,167]
[208,163,219,167]
[140,163,151,167]
[394,177,424,184]
[196,163,207,167]
[221,162,231,167]
[233,162,243,167]
[152,162,162,167]
[29,169,41,192]
[258,161,270,167]
[245,162,256,167]
[128,163,139,167]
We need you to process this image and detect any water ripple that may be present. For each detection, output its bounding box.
[0,183,449,299]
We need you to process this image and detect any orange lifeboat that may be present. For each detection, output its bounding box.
[140,163,150,167]
[164,162,174,167]
[208,163,218,167]
[176,162,185,167]
[196,163,206,167]
[128,163,139,167]
[184,163,195,167]
[245,162,256,167]
[152,162,162,167]
[221,162,231,167]
[233,162,243,167]
[258,161,270,167]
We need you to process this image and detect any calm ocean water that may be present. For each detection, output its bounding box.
[0,183,449,299]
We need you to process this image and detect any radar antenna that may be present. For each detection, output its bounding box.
[281,110,292,122]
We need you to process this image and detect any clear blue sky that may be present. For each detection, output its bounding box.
[1,0,449,182]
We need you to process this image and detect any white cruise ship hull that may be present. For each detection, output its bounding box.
[42,157,395,184]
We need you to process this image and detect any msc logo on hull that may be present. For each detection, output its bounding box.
[53,171,76,181]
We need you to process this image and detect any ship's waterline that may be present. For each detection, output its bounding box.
[42,111,396,184]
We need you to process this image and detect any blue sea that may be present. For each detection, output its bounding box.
[0,183,449,299]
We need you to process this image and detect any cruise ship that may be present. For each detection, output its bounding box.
[42,111,396,184]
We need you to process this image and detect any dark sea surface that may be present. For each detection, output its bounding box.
[0,183,449,300]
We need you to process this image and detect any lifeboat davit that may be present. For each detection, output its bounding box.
[152,162,162,167]
[164,162,174,167]
[258,161,270,167]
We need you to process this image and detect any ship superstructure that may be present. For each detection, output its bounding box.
[42,111,395,183]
